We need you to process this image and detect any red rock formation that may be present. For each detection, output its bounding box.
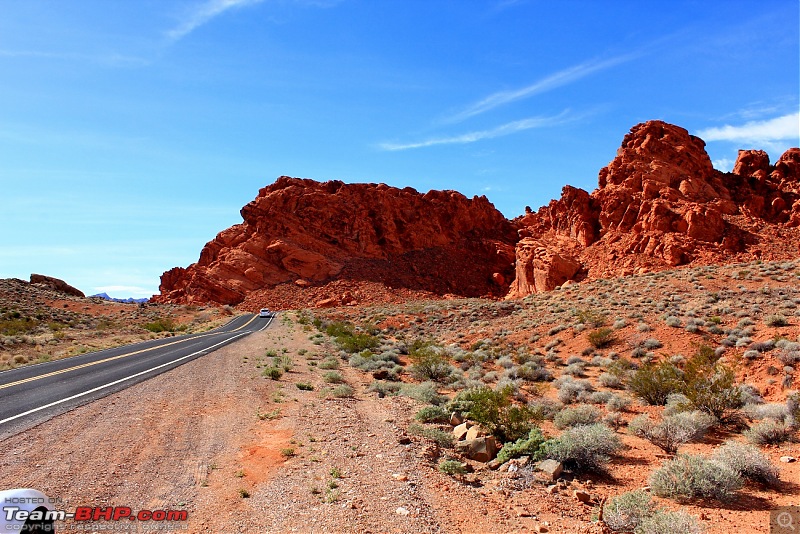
[511,121,800,296]
[154,121,799,308]
[154,178,517,306]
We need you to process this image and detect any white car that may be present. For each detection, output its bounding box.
[259,308,271,318]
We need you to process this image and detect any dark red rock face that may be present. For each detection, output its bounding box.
[153,178,517,305]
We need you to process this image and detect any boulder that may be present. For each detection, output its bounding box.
[455,436,497,462]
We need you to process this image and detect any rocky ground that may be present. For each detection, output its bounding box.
[2,259,800,532]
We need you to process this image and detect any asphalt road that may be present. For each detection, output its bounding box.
[0,313,274,439]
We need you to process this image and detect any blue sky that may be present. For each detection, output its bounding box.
[1,0,798,298]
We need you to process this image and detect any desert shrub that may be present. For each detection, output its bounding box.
[329,384,354,398]
[368,380,401,396]
[262,367,283,380]
[438,459,466,476]
[554,405,601,429]
[603,490,655,532]
[628,411,715,454]
[563,363,587,377]
[399,382,446,405]
[642,338,663,350]
[496,427,547,464]
[680,347,742,420]
[599,372,624,389]
[142,317,177,333]
[447,385,539,442]
[649,454,742,502]
[588,328,616,348]
[575,309,607,327]
[296,382,314,391]
[319,357,340,370]
[554,375,594,404]
[409,345,455,383]
[742,402,790,423]
[326,321,380,353]
[744,419,794,445]
[538,423,621,472]
[712,440,779,487]
[606,394,631,412]
[321,371,343,384]
[415,405,450,424]
[408,423,453,448]
[629,360,682,405]
[765,314,788,327]
[634,510,702,534]
[528,398,563,421]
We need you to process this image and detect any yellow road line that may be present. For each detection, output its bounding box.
[231,314,258,332]
[0,314,257,391]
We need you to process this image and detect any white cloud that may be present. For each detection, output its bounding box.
[712,158,735,172]
[379,111,571,151]
[166,0,265,41]
[698,113,800,144]
[443,54,638,124]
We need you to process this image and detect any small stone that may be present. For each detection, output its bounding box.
[453,422,471,441]
[536,526,549,533]
[487,459,502,470]
[398,435,411,445]
[392,473,409,482]
[573,490,591,504]
[396,507,410,516]
[780,456,797,463]
[450,412,463,426]
[465,425,486,441]
[536,459,563,481]
[546,484,558,494]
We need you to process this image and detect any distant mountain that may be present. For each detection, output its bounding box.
[90,292,149,304]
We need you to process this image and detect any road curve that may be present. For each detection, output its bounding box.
[0,313,274,439]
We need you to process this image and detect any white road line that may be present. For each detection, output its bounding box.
[0,332,249,426]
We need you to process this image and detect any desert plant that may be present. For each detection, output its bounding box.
[588,327,616,348]
[628,411,715,454]
[447,385,539,442]
[408,423,454,448]
[496,427,547,464]
[680,347,742,420]
[262,367,283,380]
[744,419,794,445]
[414,405,450,424]
[765,314,788,327]
[634,510,702,534]
[629,360,682,405]
[438,459,467,476]
[409,345,454,382]
[712,440,779,487]
[649,453,742,502]
[554,404,601,430]
[538,423,622,472]
[603,490,655,532]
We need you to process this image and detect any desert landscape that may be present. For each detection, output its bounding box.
[3,121,800,533]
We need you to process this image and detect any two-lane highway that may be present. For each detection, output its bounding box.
[0,312,274,438]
